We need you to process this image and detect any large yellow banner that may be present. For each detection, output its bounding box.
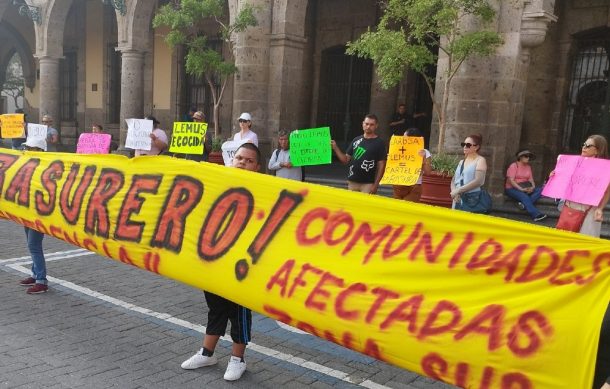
[1,148,609,388]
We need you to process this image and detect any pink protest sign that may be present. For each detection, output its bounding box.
[542,154,610,206]
[76,133,112,154]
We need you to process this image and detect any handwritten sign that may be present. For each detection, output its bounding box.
[125,119,153,150]
[0,148,609,388]
[381,136,424,185]
[289,127,332,166]
[26,123,48,143]
[0,114,25,138]
[168,121,208,155]
[542,154,610,206]
[76,133,112,154]
[221,140,241,166]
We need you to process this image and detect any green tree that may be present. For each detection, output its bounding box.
[153,0,257,138]
[347,0,502,153]
[2,54,24,110]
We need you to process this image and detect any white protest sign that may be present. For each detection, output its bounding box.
[221,140,242,166]
[27,123,48,143]
[125,119,153,150]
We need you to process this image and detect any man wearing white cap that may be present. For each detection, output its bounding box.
[18,137,50,293]
[233,112,258,146]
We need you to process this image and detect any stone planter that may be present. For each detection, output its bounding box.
[420,173,453,208]
[208,151,224,165]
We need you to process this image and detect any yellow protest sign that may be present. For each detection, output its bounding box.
[0,148,609,388]
[169,121,207,154]
[381,135,424,185]
[0,114,25,138]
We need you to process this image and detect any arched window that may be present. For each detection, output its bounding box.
[564,32,610,152]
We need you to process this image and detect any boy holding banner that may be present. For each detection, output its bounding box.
[181,143,261,381]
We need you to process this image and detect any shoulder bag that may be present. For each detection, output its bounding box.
[556,203,591,232]
[455,159,492,214]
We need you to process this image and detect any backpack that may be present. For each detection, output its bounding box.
[273,149,305,182]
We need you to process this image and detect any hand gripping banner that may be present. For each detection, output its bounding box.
[1,148,609,388]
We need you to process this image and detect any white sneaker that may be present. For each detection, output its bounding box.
[223,356,246,381]
[180,348,218,369]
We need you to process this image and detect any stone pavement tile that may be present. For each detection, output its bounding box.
[409,376,456,388]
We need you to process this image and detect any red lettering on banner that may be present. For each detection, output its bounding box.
[83,238,98,251]
[305,272,344,311]
[144,252,160,274]
[507,310,553,357]
[549,249,589,285]
[380,294,423,333]
[152,176,203,253]
[118,246,135,266]
[418,300,462,340]
[342,222,392,264]
[467,239,503,270]
[114,175,162,243]
[420,352,533,388]
[263,304,384,360]
[335,282,367,320]
[410,231,453,263]
[295,207,328,245]
[382,223,422,259]
[486,244,529,280]
[449,231,475,268]
[85,169,125,238]
[0,153,19,195]
[515,246,560,283]
[34,161,64,216]
[454,305,505,351]
[198,188,253,260]
[248,190,304,263]
[323,211,354,245]
[366,287,400,324]
[5,158,40,207]
[287,263,323,298]
[59,164,97,225]
[266,259,295,297]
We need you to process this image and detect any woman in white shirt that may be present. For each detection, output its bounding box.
[233,112,258,146]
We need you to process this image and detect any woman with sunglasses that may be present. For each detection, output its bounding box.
[450,134,488,211]
[233,112,258,146]
[505,149,547,221]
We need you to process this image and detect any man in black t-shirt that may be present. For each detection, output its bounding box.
[389,103,426,136]
[331,114,387,194]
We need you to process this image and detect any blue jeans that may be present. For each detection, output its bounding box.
[25,227,47,284]
[505,187,543,218]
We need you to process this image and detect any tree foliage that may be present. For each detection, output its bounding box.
[346,0,502,153]
[2,54,24,110]
[153,0,257,138]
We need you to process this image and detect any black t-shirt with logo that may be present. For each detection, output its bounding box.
[345,135,387,183]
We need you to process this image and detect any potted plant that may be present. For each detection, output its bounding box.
[208,136,224,165]
[420,153,461,207]
[346,0,502,206]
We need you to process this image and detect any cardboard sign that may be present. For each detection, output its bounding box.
[542,154,610,206]
[381,136,424,185]
[168,122,208,155]
[26,123,48,143]
[289,127,332,166]
[76,133,112,154]
[0,147,609,388]
[125,119,153,150]
[0,114,25,138]
[221,140,241,166]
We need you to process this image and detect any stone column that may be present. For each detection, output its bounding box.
[232,0,272,138]
[118,49,145,150]
[268,34,307,132]
[38,56,61,123]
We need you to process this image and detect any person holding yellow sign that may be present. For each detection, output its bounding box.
[392,128,432,201]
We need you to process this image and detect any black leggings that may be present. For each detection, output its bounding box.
[594,303,610,388]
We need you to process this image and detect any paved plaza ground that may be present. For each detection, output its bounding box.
[0,219,456,389]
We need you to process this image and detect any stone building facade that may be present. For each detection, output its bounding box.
[1,0,610,195]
